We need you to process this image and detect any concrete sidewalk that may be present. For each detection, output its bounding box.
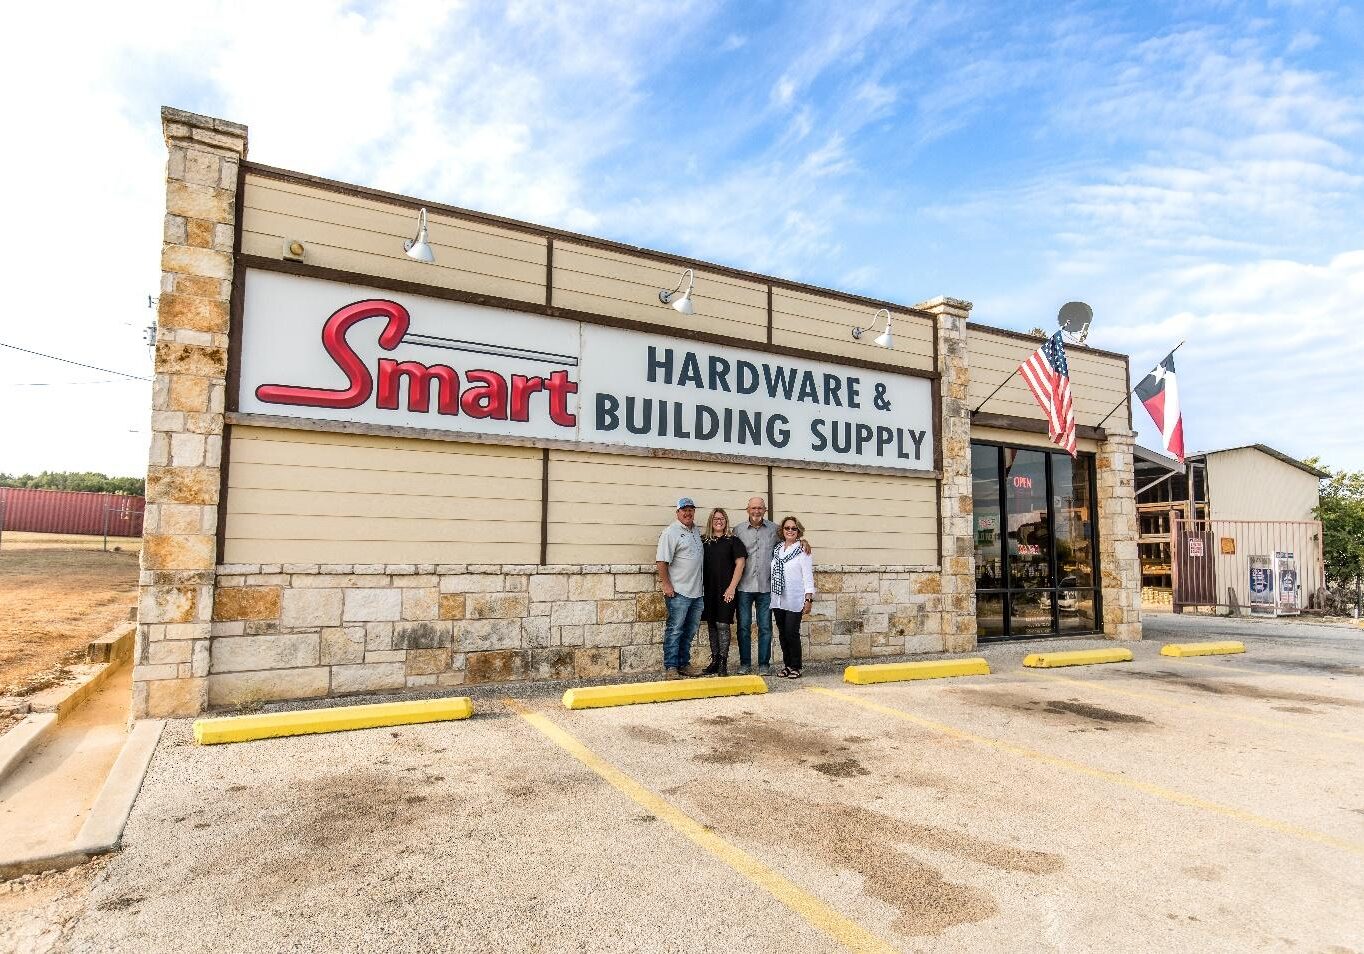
[0,668,131,860]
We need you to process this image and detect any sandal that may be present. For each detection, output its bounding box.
[784,669,802,679]
[776,667,792,678]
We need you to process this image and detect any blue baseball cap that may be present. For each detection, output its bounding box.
[676,497,696,509]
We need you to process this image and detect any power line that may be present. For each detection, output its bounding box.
[0,341,151,382]
[4,380,140,386]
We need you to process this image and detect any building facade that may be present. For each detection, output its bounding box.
[133,108,1141,718]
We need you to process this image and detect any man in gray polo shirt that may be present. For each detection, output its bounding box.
[733,496,810,674]
[656,497,705,679]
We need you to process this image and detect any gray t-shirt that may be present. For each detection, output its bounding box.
[734,519,780,593]
[656,520,704,599]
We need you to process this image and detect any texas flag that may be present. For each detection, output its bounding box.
[1134,351,1185,461]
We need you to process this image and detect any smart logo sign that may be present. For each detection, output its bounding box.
[238,270,935,472]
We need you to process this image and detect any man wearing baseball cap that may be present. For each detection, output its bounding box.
[656,497,705,679]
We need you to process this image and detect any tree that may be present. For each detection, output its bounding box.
[0,471,145,496]
[1305,458,1364,610]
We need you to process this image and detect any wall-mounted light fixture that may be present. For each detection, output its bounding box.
[404,208,436,263]
[852,308,893,349]
[658,268,695,315]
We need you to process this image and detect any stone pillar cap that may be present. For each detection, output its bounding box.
[914,296,974,317]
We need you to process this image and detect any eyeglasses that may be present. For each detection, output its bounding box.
[782,526,799,532]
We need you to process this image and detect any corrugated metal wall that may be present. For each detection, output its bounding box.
[0,487,145,537]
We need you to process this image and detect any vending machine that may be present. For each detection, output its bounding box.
[1273,551,1300,616]
[1248,555,1274,616]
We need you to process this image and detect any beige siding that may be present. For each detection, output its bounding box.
[242,174,548,304]
[968,327,1129,426]
[546,451,766,565]
[1205,448,1320,523]
[551,241,768,343]
[970,426,1101,455]
[223,426,542,564]
[771,288,935,373]
[771,468,938,567]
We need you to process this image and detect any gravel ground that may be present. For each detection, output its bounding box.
[11,618,1364,953]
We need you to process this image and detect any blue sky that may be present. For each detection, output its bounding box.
[1,0,1361,477]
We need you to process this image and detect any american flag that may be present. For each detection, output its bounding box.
[1019,331,1077,456]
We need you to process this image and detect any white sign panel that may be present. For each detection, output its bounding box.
[237,270,935,472]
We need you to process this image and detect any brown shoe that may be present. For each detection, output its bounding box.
[664,667,681,680]
[678,665,704,678]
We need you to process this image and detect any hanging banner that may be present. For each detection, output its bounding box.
[236,270,936,473]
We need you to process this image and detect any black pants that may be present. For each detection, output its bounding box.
[773,608,803,671]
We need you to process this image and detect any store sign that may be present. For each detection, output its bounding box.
[237,271,936,472]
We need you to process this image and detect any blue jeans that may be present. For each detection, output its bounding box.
[663,594,704,670]
[734,591,772,667]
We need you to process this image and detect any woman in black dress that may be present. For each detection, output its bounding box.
[700,507,747,676]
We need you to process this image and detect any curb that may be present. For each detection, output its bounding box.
[0,713,58,786]
[29,659,124,721]
[0,720,165,881]
[844,658,991,685]
[194,697,474,745]
[1161,641,1246,657]
[1023,648,1134,669]
[563,675,767,710]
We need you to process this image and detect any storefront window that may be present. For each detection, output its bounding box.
[1010,590,1056,636]
[972,445,1003,589]
[972,441,1100,639]
[1004,449,1052,590]
[1052,453,1095,589]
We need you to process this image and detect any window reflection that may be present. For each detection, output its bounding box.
[1052,454,1095,589]
[972,442,1099,639]
[1005,449,1052,589]
[972,445,1003,589]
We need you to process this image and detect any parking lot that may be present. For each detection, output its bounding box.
[38,617,1364,953]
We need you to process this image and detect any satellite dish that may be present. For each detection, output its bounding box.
[1058,301,1093,345]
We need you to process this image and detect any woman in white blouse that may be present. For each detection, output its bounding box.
[769,515,815,679]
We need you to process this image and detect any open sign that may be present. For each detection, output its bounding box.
[1011,475,1033,490]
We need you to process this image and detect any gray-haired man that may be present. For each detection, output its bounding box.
[656,497,705,679]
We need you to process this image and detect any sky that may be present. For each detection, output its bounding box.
[1,0,1361,479]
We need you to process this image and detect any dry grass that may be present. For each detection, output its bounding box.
[0,531,141,552]
[0,546,139,696]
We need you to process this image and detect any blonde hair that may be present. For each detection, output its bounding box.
[702,507,732,542]
[778,515,805,537]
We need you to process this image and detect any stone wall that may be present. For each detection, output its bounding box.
[202,563,949,708]
[133,107,247,718]
[920,296,977,652]
[1097,430,1143,639]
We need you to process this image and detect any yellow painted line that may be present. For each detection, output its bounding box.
[845,658,990,685]
[1161,641,1246,657]
[1022,648,1133,668]
[506,699,893,953]
[1026,671,1364,746]
[808,685,1364,857]
[563,674,767,710]
[194,697,473,745]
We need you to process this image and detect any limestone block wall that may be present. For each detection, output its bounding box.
[1097,431,1143,639]
[133,107,247,718]
[202,563,949,708]
[922,297,977,652]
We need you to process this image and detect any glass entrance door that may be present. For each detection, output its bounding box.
[972,442,1100,639]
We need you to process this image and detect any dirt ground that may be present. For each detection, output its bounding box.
[4,616,1359,953]
[0,540,139,697]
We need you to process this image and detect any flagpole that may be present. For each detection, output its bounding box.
[1095,339,1185,429]
[972,366,1020,415]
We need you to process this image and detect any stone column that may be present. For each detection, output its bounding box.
[132,107,247,718]
[917,296,976,652]
[1096,429,1142,640]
